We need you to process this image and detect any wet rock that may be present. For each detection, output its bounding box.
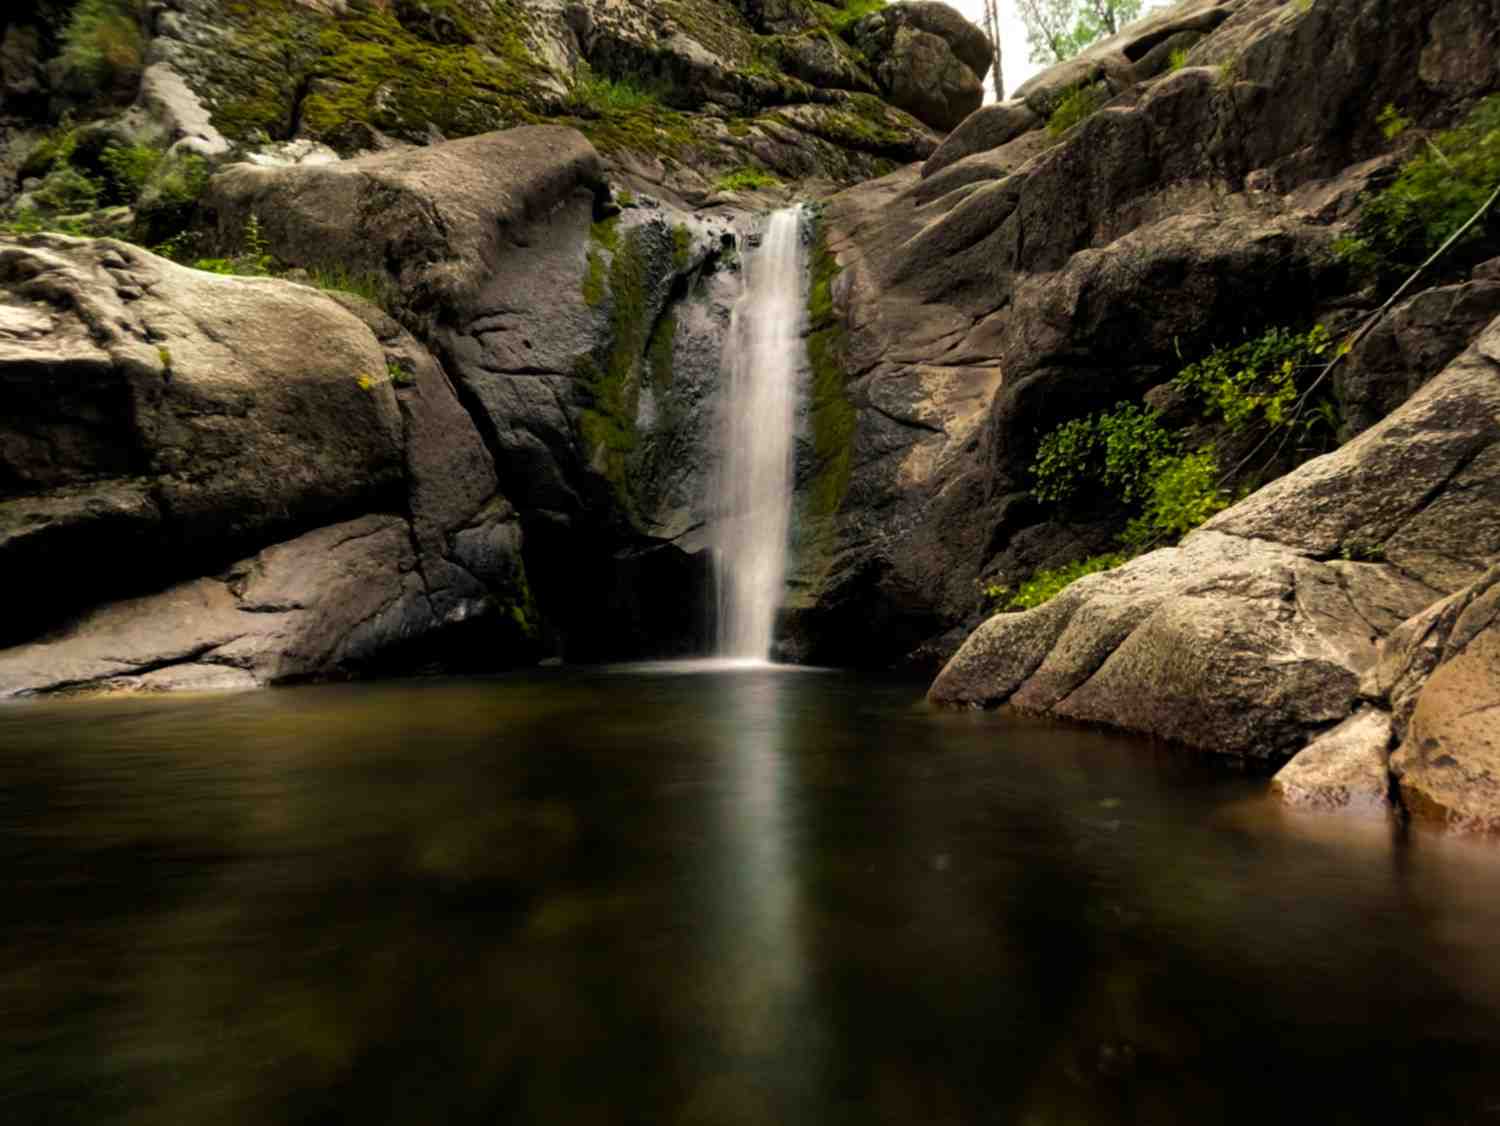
[1385,566,1500,832]
[1271,709,1394,812]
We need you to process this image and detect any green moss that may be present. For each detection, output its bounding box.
[802,222,855,525]
[671,224,693,271]
[203,0,544,145]
[647,309,677,390]
[716,166,784,192]
[577,224,652,499]
[1047,83,1107,136]
[1007,553,1127,611]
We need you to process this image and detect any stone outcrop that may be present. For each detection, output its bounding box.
[1270,710,1394,813]
[204,124,739,659]
[849,2,992,132]
[1379,566,1500,831]
[933,316,1500,819]
[791,0,1500,671]
[0,232,535,696]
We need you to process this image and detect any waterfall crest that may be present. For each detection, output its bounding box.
[714,207,807,661]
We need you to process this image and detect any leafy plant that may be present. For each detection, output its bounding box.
[32,166,101,213]
[1047,83,1106,136]
[715,166,784,192]
[1122,448,1232,549]
[1033,402,1178,505]
[572,72,661,114]
[99,142,163,204]
[1378,102,1413,141]
[1018,0,1143,65]
[1008,553,1127,610]
[1172,324,1332,432]
[1340,95,1500,275]
[58,0,145,94]
[1167,46,1190,73]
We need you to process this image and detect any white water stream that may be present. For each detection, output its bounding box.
[714,207,807,661]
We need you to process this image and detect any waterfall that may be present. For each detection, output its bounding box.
[714,207,807,662]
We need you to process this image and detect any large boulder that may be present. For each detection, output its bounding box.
[1271,709,1395,813]
[849,2,990,132]
[1381,565,1500,832]
[0,233,405,645]
[930,316,1500,758]
[0,230,538,694]
[205,125,740,659]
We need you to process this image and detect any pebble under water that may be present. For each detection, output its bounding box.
[3,666,1500,1125]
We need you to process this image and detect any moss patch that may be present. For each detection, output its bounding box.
[203,0,546,145]
[802,220,856,527]
[577,223,653,505]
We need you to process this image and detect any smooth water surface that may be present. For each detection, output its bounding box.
[714,207,805,659]
[4,668,1500,1125]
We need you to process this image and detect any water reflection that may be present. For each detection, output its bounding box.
[3,673,1500,1124]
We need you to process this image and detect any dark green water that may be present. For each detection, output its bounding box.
[3,665,1500,1125]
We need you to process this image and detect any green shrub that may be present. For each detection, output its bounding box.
[573,72,661,114]
[1172,323,1332,431]
[1341,95,1500,274]
[1033,402,1178,505]
[1047,84,1106,137]
[814,0,888,34]
[32,166,101,213]
[99,142,163,204]
[1378,102,1412,141]
[58,0,145,95]
[1008,553,1127,611]
[1122,448,1232,549]
[131,151,211,244]
[304,263,398,309]
[715,166,784,192]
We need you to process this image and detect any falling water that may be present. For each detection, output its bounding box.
[714,207,807,661]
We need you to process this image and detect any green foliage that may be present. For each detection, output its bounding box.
[0,208,87,236]
[304,264,397,308]
[387,361,415,387]
[1378,102,1413,141]
[1033,402,1178,505]
[1021,0,1143,65]
[715,166,784,192]
[58,0,145,95]
[1172,323,1332,431]
[671,224,692,272]
[1122,448,1232,549]
[572,72,661,114]
[32,166,101,213]
[99,143,163,204]
[1167,47,1190,73]
[810,0,888,34]
[188,213,275,277]
[131,151,211,244]
[1008,553,1127,611]
[1340,95,1500,275]
[802,223,856,527]
[20,127,80,181]
[1047,84,1106,137]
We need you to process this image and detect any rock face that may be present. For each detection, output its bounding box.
[1270,710,1394,813]
[791,0,1500,671]
[0,233,535,696]
[931,318,1500,760]
[205,125,740,659]
[1381,566,1500,832]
